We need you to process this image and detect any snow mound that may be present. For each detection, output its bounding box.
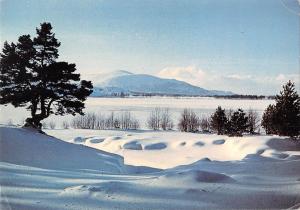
[144,143,167,150]
[123,141,143,150]
[289,203,300,209]
[88,137,105,144]
[212,139,225,145]
[184,188,207,194]
[287,155,300,160]
[62,181,131,197]
[161,169,236,183]
[73,136,86,143]
[47,129,300,169]
[0,126,124,173]
[106,136,122,140]
[243,154,276,162]
[256,149,265,155]
[271,152,289,159]
[194,141,205,146]
[62,184,103,196]
[267,138,300,151]
[199,157,211,162]
[179,142,186,146]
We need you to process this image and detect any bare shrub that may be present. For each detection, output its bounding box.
[105,112,115,129]
[199,116,211,133]
[178,109,200,132]
[6,119,13,126]
[113,118,120,129]
[160,108,173,130]
[20,118,26,126]
[147,108,161,130]
[147,107,174,130]
[247,109,260,134]
[119,112,139,130]
[49,121,56,129]
[42,121,48,129]
[95,113,106,129]
[71,113,97,129]
[71,111,139,130]
[131,119,140,130]
[86,113,97,129]
[226,109,234,121]
[62,120,70,129]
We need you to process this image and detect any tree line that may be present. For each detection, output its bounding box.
[71,112,139,130]
[176,81,299,138]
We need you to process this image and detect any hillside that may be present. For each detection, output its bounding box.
[86,70,234,97]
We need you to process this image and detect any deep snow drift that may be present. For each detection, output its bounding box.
[48,128,300,169]
[1,125,300,209]
[0,126,124,173]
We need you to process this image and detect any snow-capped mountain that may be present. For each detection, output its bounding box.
[86,70,234,97]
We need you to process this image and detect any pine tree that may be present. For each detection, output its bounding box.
[210,106,227,135]
[225,109,248,136]
[261,104,278,135]
[262,81,300,138]
[0,22,93,129]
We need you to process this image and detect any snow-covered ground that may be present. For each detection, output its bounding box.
[1,125,300,209]
[0,97,274,128]
[47,128,300,169]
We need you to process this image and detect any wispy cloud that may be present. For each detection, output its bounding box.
[225,74,252,80]
[157,66,300,95]
[158,66,207,86]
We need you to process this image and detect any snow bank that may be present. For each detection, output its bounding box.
[144,142,167,150]
[0,126,124,173]
[1,127,300,209]
[51,129,300,169]
[123,141,143,150]
[212,139,225,145]
[160,169,236,183]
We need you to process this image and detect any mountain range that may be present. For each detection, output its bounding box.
[84,70,234,97]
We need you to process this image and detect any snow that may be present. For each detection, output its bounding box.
[49,128,297,169]
[122,141,143,150]
[0,126,125,173]
[1,125,300,209]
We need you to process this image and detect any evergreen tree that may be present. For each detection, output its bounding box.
[261,104,278,135]
[210,106,227,135]
[262,81,300,138]
[225,108,248,136]
[0,22,93,129]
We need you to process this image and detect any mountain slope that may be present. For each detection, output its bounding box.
[89,71,234,96]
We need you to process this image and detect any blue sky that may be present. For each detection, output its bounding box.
[1,0,299,94]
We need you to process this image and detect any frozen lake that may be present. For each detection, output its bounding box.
[0,97,274,128]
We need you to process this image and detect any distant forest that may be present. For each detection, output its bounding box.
[97,92,274,100]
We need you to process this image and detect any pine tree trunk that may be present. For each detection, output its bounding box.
[24,98,50,129]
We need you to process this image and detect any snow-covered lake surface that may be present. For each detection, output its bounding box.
[0,97,274,127]
[1,125,300,209]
